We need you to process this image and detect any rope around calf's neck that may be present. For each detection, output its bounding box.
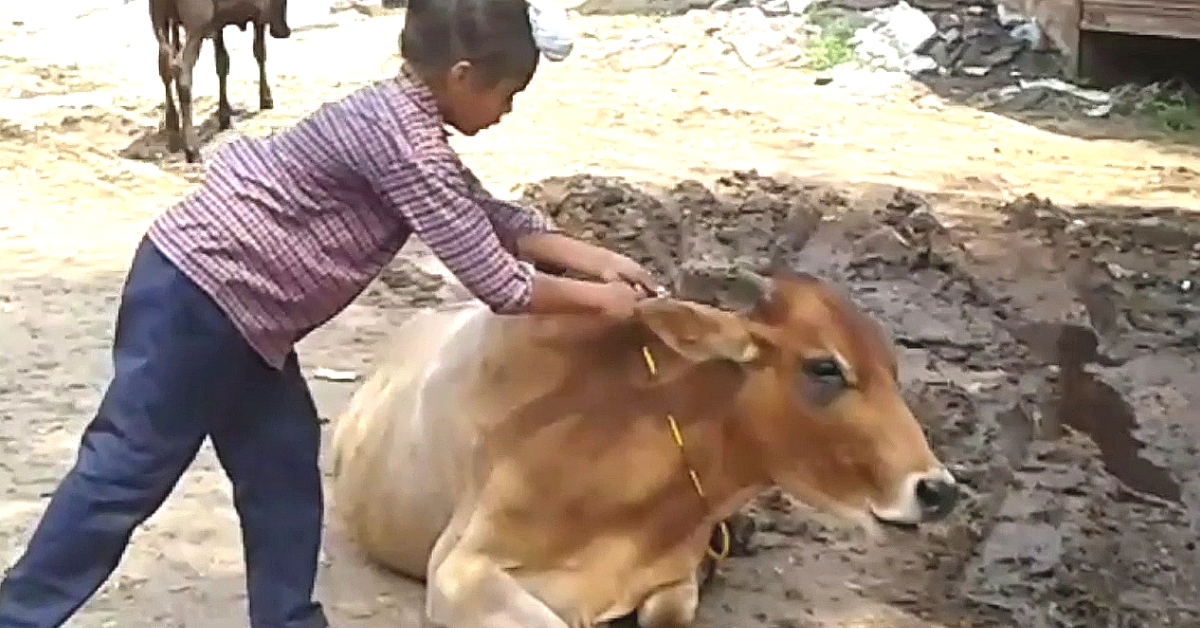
[639,344,732,563]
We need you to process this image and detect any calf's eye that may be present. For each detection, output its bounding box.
[795,357,848,406]
[804,357,845,386]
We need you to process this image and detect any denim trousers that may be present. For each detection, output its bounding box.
[0,237,328,628]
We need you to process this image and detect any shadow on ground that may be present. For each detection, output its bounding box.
[119,105,261,164]
[917,70,1200,156]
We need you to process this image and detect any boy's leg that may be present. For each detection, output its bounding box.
[0,238,261,628]
[210,352,327,628]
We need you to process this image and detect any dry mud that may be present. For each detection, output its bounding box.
[506,171,1200,628]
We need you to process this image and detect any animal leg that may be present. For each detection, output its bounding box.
[253,23,274,111]
[157,39,180,149]
[268,0,292,39]
[150,0,181,151]
[153,17,183,151]
[213,29,232,130]
[636,574,699,628]
[174,31,205,163]
[427,548,569,628]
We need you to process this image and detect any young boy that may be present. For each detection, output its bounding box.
[0,0,657,626]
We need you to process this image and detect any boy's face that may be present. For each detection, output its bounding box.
[439,61,528,136]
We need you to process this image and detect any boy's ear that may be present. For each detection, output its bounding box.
[446,60,473,85]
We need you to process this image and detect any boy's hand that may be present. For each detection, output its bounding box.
[595,252,660,297]
[594,280,644,319]
[516,233,663,297]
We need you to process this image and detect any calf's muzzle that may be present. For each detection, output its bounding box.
[914,474,958,520]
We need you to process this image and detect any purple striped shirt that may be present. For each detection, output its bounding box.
[148,66,555,369]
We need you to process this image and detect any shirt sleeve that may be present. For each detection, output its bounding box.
[460,165,558,250]
[376,157,536,314]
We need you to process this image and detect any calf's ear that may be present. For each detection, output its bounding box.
[635,299,761,364]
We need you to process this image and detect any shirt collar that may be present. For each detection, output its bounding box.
[397,63,441,120]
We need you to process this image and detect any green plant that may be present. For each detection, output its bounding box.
[1147,93,1200,133]
[804,18,857,71]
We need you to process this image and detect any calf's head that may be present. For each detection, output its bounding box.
[634,269,957,530]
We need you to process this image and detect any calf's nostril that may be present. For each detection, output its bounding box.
[915,477,958,518]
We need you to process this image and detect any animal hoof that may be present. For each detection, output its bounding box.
[724,512,757,557]
[270,23,292,38]
[218,116,233,131]
[260,99,274,111]
[184,149,201,164]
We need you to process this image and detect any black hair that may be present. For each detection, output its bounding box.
[400,0,540,88]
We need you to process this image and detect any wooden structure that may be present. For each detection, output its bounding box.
[1003,0,1200,78]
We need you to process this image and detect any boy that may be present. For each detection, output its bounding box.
[0,0,656,626]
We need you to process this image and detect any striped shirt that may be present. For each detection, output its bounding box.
[148,65,555,369]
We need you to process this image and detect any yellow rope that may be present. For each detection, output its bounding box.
[640,346,732,562]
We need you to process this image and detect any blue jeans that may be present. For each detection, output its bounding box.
[0,238,327,628]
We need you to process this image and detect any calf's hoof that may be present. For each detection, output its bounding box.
[260,97,274,111]
[270,22,292,38]
[184,148,201,164]
[723,512,757,557]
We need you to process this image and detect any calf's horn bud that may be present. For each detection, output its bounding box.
[727,267,774,310]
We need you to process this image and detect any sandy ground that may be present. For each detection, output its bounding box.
[1,3,1199,628]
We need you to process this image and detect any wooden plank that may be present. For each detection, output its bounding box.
[1081,0,1200,40]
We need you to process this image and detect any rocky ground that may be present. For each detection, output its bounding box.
[1,1,1199,627]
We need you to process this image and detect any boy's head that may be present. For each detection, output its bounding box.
[401,0,545,136]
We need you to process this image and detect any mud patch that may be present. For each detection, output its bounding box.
[516,171,1200,627]
[519,171,833,306]
[358,256,448,309]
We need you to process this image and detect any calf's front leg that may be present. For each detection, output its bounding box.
[637,573,699,628]
[428,547,569,628]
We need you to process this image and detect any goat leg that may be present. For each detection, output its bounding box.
[175,32,206,163]
[214,29,233,130]
[253,23,274,111]
[269,0,291,38]
[157,40,181,150]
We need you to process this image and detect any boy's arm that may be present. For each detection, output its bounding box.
[459,166,558,251]
[460,167,652,285]
[516,232,618,277]
[377,157,618,315]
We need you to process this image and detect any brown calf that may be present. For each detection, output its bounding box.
[330,268,960,628]
[149,0,290,162]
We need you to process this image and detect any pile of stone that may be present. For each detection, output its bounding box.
[916,2,1056,77]
[573,0,1065,82]
[814,0,1062,81]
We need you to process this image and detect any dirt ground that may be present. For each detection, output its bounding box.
[1,3,1199,628]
